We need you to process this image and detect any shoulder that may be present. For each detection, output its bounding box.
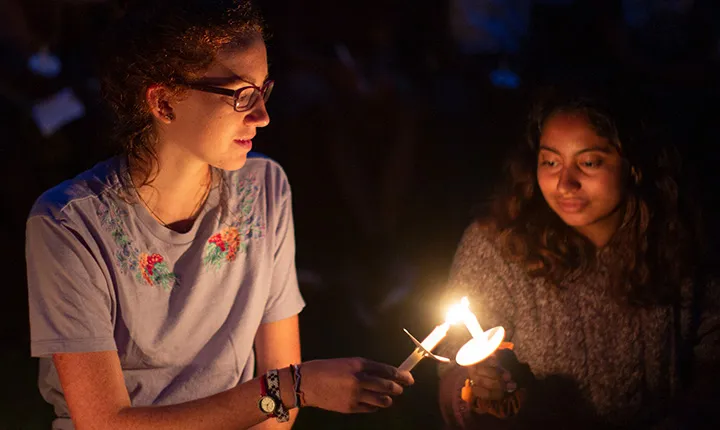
[451,221,531,293]
[28,157,122,223]
[454,222,507,267]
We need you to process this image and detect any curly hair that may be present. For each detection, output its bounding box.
[480,88,703,306]
[101,0,264,188]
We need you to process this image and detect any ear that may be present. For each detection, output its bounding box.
[146,85,175,124]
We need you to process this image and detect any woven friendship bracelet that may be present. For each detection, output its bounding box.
[266,369,290,422]
[290,364,306,408]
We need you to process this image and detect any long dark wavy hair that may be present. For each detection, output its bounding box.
[101,0,264,188]
[480,88,703,306]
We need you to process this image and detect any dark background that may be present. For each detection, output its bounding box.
[1,0,719,428]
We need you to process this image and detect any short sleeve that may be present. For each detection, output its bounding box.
[26,215,116,357]
[261,180,305,324]
[437,223,518,374]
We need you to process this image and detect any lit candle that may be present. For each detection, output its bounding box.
[460,297,485,339]
[419,322,450,351]
[453,298,507,366]
[398,298,469,372]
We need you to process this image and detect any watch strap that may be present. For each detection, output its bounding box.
[258,376,274,418]
[266,369,290,422]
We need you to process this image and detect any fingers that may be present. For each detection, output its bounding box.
[469,360,511,401]
[359,359,414,386]
[358,391,394,409]
[469,364,500,381]
[394,370,414,386]
[358,373,404,396]
[472,381,505,401]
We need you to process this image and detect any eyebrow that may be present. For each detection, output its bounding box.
[538,145,613,156]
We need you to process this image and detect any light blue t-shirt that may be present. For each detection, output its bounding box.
[26,154,305,429]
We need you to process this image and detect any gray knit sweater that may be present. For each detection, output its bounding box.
[437,223,720,428]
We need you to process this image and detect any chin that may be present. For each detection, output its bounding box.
[213,156,248,172]
[553,210,596,228]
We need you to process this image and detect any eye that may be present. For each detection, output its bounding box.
[236,89,253,105]
[580,159,603,168]
[539,159,558,168]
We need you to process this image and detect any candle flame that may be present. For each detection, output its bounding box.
[445,296,471,325]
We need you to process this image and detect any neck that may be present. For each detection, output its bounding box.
[129,144,213,231]
[575,203,625,248]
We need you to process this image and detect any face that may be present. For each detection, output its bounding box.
[158,34,270,171]
[536,112,627,245]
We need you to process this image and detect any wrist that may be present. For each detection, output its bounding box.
[297,360,317,408]
[278,367,296,410]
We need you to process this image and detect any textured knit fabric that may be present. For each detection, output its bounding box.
[438,223,720,428]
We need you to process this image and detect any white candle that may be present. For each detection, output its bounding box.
[419,322,450,351]
[398,322,449,371]
[398,297,472,372]
[460,297,484,339]
[463,312,484,339]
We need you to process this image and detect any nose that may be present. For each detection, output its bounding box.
[243,97,270,128]
[557,165,581,194]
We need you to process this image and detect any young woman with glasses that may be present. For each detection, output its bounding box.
[25,1,413,429]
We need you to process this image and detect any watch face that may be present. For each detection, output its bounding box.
[259,395,277,414]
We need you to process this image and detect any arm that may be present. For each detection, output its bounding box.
[252,167,306,427]
[250,315,302,429]
[55,344,413,430]
[55,328,412,430]
[54,351,296,430]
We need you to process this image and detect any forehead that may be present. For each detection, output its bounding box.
[539,112,616,154]
[201,34,268,86]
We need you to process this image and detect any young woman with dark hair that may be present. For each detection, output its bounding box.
[437,88,719,429]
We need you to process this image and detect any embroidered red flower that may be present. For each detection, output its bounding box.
[208,234,226,251]
[147,254,163,264]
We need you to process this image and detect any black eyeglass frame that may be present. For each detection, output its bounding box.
[185,80,274,112]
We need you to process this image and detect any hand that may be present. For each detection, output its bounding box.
[468,354,516,401]
[300,357,414,413]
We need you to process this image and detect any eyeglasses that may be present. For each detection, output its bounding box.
[185,80,274,112]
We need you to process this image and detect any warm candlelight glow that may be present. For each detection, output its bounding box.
[399,296,471,372]
[444,296,470,325]
[399,296,505,372]
[459,297,485,339]
[455,326,506,366]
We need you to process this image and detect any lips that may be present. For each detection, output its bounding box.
[555,198,588,213]
[234,138,253,150]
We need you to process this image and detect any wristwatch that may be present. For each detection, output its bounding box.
[258,374,279,417]
[259,370,290,422]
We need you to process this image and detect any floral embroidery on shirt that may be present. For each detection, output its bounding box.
[203,175,265,270]
[98,198,178,290]
[138,252,176,290]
